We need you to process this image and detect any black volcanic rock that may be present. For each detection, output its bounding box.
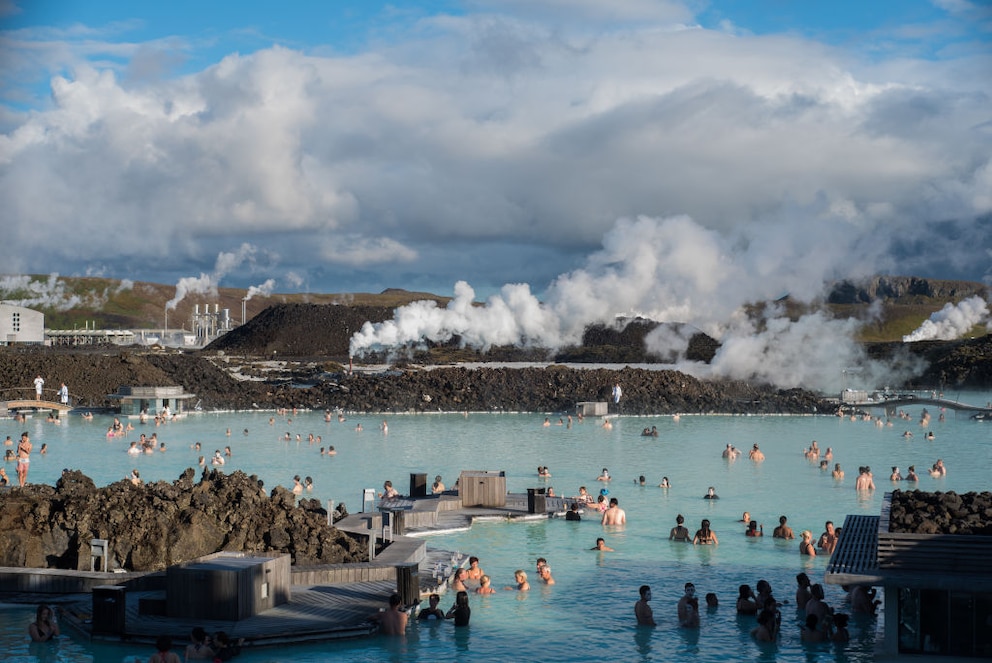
[205,303,399,357]
[867,335,992,389]
[827,276,987,304]
[0,469,366,571]
[889,490,992,535]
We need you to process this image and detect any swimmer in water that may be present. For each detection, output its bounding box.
[505,570,530,591]
[693,519,718,545]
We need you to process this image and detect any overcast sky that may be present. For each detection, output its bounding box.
[2,0,990,305]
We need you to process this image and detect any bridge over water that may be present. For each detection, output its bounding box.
[1,399,73,414]
[0,387,76,416]
[845,393,992,417]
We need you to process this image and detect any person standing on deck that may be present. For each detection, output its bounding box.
[34,375,44,399]
[58,383,69,405]
[612,382,622,412]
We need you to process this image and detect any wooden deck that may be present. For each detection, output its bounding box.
[4,489,568,649]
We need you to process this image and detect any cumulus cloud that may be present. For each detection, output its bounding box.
[902,295,990,342]
[0,5,989,291]
[320,236,418,267]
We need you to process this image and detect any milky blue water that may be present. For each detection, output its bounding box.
[3,391,991,662]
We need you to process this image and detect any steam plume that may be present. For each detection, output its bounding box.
[349,215,943,392]
[902,296,990,342]
[166,243,258,310]
[245,278,276,301]
[0,274,102,311]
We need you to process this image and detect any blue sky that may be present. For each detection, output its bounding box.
[1,0,990,321]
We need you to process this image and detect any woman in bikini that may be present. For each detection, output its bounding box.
[28,604,59,642]
[475,575,496,595]
[799,530,817,556]
[736,585,759,615]
[465,556,485,581]
[450,567,469,593]
[693,519,718,545]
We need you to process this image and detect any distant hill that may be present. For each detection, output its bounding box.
[0,275,448,333]
[1,274,987,345]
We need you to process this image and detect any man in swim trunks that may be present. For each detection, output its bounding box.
[817,521,838,555]
[635,585,656,626]
[538,565,555,585]
[772,515,795,539]
[602,498,626,525]
[855,466,875,491]
[591,537,614,551]
[377,594,408,636]
[16,432,32,487]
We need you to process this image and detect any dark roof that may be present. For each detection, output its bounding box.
[825,496,992,592]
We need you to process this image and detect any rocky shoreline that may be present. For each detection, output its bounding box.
[0,469,366,571]
[0,347,834,414]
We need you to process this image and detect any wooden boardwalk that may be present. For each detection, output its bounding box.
[22,490,566,649]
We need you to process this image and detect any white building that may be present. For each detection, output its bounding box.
[0,303,44,345]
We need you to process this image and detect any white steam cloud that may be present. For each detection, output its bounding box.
[245,278,276,301]
[0,273,117,311]
[166,243,259,310]
[902,295,990,342]
[349,214,926,392]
